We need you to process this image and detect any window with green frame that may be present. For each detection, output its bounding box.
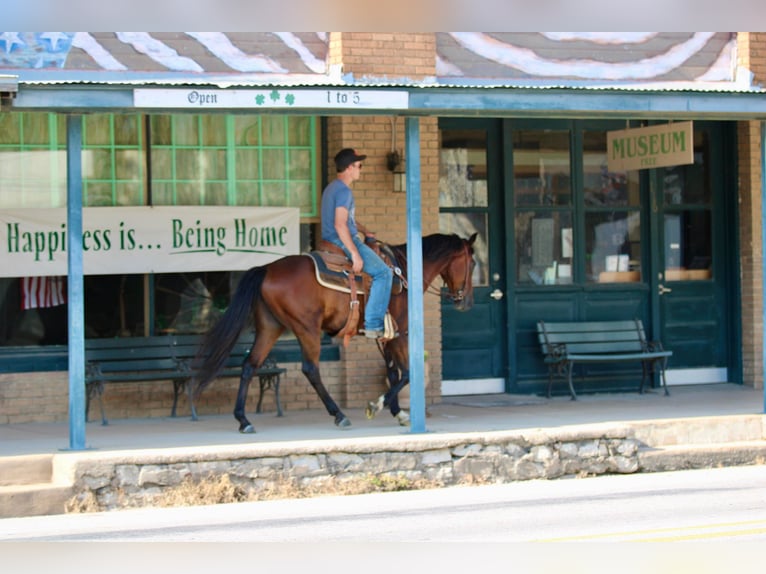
[0,111,319,351]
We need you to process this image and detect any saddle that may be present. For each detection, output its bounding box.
[306,239,402,345]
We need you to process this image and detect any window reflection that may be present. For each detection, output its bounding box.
[583,130,639,207]
[439,129,488,208]
[586,211,641,283]
[513,130,571,206]
[664,211,712,281]
[516,212,573,285]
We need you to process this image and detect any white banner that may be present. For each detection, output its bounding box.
[134,88,409,110]
[0,206,300,277]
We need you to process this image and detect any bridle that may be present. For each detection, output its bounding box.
[424,240,473,303]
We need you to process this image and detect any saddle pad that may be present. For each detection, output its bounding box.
[305,252,364,294]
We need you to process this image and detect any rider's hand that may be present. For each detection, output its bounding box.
[351,251,363,274]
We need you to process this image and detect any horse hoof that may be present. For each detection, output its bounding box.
[335,415,352,428]
[365,402,377,419]
[396,411,411,427]
[239,424,255,434]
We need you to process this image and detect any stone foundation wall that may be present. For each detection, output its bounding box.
[57,423,640,511]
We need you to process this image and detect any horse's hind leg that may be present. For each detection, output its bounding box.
[301,356,350,428]
[234,363,257,433]
[234,319,284,433]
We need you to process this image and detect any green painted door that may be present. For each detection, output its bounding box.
[651,122,737,385]
[439,119,508,394]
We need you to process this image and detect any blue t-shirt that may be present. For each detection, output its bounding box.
[321,178,357,242]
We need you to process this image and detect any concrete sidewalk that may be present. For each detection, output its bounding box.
[0,383,763,456]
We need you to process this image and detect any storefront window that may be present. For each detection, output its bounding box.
[0,111,318,347]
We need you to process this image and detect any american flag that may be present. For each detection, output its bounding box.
[20,276,66,310]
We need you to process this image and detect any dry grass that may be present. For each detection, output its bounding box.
[67,472,446,513]
[154,473,443,507]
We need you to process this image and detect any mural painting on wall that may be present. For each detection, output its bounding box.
[0,32,736,84]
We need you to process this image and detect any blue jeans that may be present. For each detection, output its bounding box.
[330,236,393,331]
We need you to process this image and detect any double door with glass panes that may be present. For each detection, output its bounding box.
[439,118,737,395]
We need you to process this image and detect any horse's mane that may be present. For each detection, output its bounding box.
[389,233,465,268]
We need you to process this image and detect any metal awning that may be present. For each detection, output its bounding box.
[9,79,766,121]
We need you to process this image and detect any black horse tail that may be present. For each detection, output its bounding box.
[193,266,267,397]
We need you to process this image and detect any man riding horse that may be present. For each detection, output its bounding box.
[320,148,394,341]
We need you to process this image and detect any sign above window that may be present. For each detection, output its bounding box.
[0,206,299,277]
[134,89,409,110]
[607,121,694,172]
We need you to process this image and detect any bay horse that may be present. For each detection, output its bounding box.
[192,232,477,433]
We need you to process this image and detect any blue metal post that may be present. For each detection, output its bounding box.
[67,115,86,450]
[405,117,426,433]
[762,121,766,414]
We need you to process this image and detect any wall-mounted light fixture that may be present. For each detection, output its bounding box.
[386,149,406,193]
[387,117,406,193]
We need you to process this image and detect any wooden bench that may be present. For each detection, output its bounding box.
[85,335,286,425]
[536,319,672,400]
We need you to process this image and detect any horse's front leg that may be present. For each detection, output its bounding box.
[234,362,257,433]
[302,359,350,427]
[366,366,410,426]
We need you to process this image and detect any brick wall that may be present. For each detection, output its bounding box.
[737,33,765,389]
[325,33,442,408]
[0,363,318,424]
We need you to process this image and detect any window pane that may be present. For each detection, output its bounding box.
[174,115,199,145]
[84,148,113,179]
[235,149,260,179]
[151,148,173,179]
[583,130,639,207]
[84,182,114,206]
[262,149,285,180]
[115,182,143,206]
[236,181,260,205]
[662,130,711,205]
[288,116,311,145]
[175,149,200,180]
[201,116,226,146]
[440,212,488,286]
[513,129,571,206]
[23,114,52,145]
[150,115,172,145]
[664,210,712,281]
[204,182,228,206]
[262,181,286,205]
[288,149,312,180]
[261,116,286,145]
[84,115,111,146]
[114,115,140,146]
[439,129,488,208]
[235,117,260,146]
[200,149,227,180]
[114,149,143,180]
[289,181,312,212]
[586,211,642,283]
[516,211,574,285]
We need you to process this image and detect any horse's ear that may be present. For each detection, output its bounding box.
[468,232,478,246]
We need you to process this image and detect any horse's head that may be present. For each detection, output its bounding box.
[441,232,477,311]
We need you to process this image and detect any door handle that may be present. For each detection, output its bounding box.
[659,284,673,295]
[490,288,504,300]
